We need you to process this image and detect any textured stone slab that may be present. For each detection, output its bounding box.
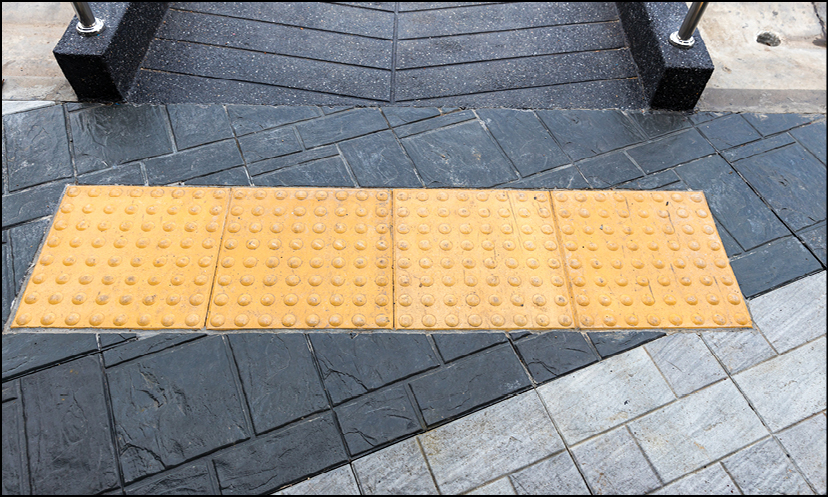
[628,379,768,482]
[21,356,119,494]
[675,155,789,250]
[103,334,206,367]
[226,105,321,136]
[311,333,439,405]
[645,334,726,397]
[538,348,674,444]
[238,127,302,164]
[476,109,569,177]
[777,413,827,494]
[721,133,795,162]
[247,145,339,176]
[339,131,422,187]
[213,413,347,494]
[723,438,814,494]
[254,156,355,187]
[168,103,234,150]
[742,113,820,136]
[9,217,52,292]
[77,163,145,185]
[697,114,762,150]
[107,337,249,482]
[798,222,826,265]
[3,105,72,190]
[431,333,507,363]
[503,164,588,189]
[652,464,738,495]
[617,169,683,190]
[702,329,776,374]
[572,426,661,495]
[296,109,388,148]
[2,180,70,227]
[626,111,692,138]
[98,333,135,348]
[734,145,826,231]
[731,237,822,298]
[420,390,563,494]
[183,166,250,186]
[401,122,517,187]
[587,331,665,359]
[513,332,598,384]
[467,477,515,495]
[790,120,826,163]
[537,110,644,161]
[1,397,27,495]
[69,105,173,174]
[627,128,715,174]
[2,333,99,380]
[125,462,214,495]
[732,336,826,432]
[335,385,420,456]
[508,451,589,495]
[229,334,328,434]
[353,437,438,495]
[2,243,12,325]
[394,110,476,139]
[577,151,643,188]
[409,344,531,426]
[144,139,244,184]
[275,465,360,495]
[382,107,440,128]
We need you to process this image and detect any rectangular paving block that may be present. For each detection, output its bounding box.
[11,186,230,329]
[125,462,214,495]
[732,336,826,432]
[628,379,768,482]
[418,390,564,494]
[207,187,392,329]
[335,385,421,456]
[652,463,738,495]
[701,329,776,374]
[552,190,752,328]
[538,347,675,445]
[776,413,827,494]
[394,189,575,329]
[352,437,438,495]
[644,333,726,397]
[571,426,661,495]
[721,437,813,495]
[274,464,360,495]
[508,451,590,495]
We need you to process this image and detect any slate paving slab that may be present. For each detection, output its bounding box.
[338,130,423,188]
[335,385,421,456]
[77,163,145,185]
[722,132,798,163]
[587,331,665,359]
[167,103,234,150]
[1,391,28,495]
[790,120,827,163]
[625,111,692,139]
[253,156,355,187]
[382,107,441,128]
[238,127,302,164]
[645,334,726,397]
[626,128,716,174]
[741,113,820,136]
[431,333,507,363]
[536,110,644,161]
[508,451,590,495]
[571,426,661,495]
[3,105,72,191]
[502,164,588,189]
[295,108,388,148]
[696,114,762,150]
[652,464,739,495]
[730,236,822,298]
[512,332,598,384]
[274,465,360,496]
[2,333,99,380]
[125,462,215,495]
[8,217,51,293]
[798,221,827,266]
[352,437,438,495]
[394,110,476,139]
[722,438,813,495]
[143,139,243,184]
[182,166,250,186]
[107,336,250,483]
[776,413,827,494]
[226,105,322,136]
[247,145,339,176]
[576,150,643,188]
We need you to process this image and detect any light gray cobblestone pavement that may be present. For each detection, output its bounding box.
[275,271,827,495]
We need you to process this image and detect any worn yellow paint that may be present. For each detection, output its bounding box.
[12,186,230,329]
[206,188,393,329]
[551,190,751,328]
[393,189,575,329]
[11,186,750,330]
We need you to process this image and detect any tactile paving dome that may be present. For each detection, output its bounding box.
[393,190,575,329]
[206,188,393,329]
[12,186,230,329]
[551,190,751,328]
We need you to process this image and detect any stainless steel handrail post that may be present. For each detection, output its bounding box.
[71,2,105,36]
[669,2,708,48]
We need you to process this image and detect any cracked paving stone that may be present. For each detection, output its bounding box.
[228,334,328,434]
[335,385,421,456]
[310,333,439,405]
[22,355,120,494]
[409,343,530,426]
[3,105,72,191]
[107,336,249,483]
[513,332,598,384]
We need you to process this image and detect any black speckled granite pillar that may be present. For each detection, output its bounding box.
[53,2,169,102]
[617,2,714,111]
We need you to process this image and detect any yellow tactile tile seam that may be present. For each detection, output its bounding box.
[10,186,751,330]
[206,188,393,329]
[552,190,751,328]
[393,189,575,329]
[12,186,230,329]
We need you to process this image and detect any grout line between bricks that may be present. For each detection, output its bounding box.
[95,347,128,495]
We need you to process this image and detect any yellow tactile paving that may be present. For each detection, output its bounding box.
[551,190,751,328]
[12,186,230,329]
[206,188,393,329]
[393,190,575,329]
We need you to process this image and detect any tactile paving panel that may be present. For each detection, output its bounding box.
[551,190,751,328]
[12,186,230,329]
[207,188,393,329]
[393,190,575,329]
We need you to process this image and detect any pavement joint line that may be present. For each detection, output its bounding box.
[95,347,128,494]
[626,422,666,486]
[221,335,257,440]
[413,434,442,494]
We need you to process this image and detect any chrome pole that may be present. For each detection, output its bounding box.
[71,2,105,36]
[669,2,708,48]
